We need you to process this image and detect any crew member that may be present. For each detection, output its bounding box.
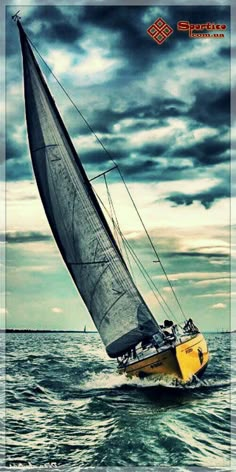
[184,318,199,333]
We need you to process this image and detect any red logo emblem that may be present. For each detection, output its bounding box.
[147,17,173,45]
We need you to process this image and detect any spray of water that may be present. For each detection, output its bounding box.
[80,370,230,392]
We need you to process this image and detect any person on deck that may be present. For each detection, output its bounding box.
[184,318,199,333]
[161,319,174,337]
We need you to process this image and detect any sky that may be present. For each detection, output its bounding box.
[3,4,234,332]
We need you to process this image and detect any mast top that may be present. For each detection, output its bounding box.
[12,10,21,22]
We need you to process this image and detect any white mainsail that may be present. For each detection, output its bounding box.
[18,21,159,357]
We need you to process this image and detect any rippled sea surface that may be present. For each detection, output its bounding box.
[5,332,232,469]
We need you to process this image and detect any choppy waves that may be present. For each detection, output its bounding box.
[5,332,232,468]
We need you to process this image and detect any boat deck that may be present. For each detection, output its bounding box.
[122,333,195,366]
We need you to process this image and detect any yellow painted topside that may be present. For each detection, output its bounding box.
[118,333,209,383]
[175,333,209,381]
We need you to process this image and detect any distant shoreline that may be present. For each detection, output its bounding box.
[0,329,98,333]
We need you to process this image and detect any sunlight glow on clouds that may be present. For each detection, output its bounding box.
[196,292,233,299]
[211,303,226,309]
[155,272,230,282]
[0,308,8,315]
[51,307,63,314]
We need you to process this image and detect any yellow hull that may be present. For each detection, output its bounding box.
[118,333,209,383]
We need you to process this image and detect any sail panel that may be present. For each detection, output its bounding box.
[18,22,159,357]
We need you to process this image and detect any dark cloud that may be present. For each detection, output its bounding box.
[122,159,158,178]
[120,160,194,183]
[158,165,194,180]
[172,135,229,167]
[6,231,52,244]
[5,3,230,210]
[165,251,228,260]
[189,88,230,128]
[6,159,33,181]
[81,149,116,166]
[219,46,231,58]
[6,137,27,161]
[89,97,188,135]
[136,143,168,158]
[80,6,159,72]
[165,183,230,209]
[166,5,230,32]
[24,6,83,46]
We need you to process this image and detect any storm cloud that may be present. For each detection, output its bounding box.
[6,231,52,244]
[165,182,230,209]
[5,5,230,211]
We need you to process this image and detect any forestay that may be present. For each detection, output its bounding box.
[18,21,159,357]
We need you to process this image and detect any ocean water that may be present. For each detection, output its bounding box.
[4,332,232,469]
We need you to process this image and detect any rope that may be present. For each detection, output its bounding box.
[104,174,123,255]
[103,175,135,282]
[120,235,179,322]
[116,168,187,321]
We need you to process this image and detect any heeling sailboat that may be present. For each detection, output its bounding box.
[16,18,209,383]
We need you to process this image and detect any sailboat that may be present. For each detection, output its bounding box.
[16,17,209,383]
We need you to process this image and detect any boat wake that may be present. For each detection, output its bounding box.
[80,370,230,393]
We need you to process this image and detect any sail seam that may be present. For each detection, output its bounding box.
[32,144,59,152]
[46,145,77,261]
[98,291,126,329]
[89,264,110,312]
[68,261,108,265]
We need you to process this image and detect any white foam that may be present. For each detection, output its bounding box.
[79,343,109,361]
[80,370,230,392]
[80,371,178,391]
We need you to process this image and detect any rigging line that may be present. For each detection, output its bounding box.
[103,177,133,289]
[122,242,173,320]
[96,188,178,321]
[120,232,136,284]
[94,168,180,322]
[92,187,137,304]
[97,189,168,316]
[104,174,123,255]
[93,188,176,321]
[104,175,135,282]
[27,33,187,322]
[89,165,117,182]
[116,167,187,321]
[120,234,179,323]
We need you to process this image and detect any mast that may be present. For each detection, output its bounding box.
[17,20,161,357]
